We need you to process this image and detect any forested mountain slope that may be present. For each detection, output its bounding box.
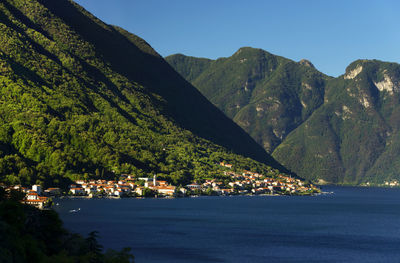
[0,0,288,187]
[274,60,400,184]
[167,51,400,184]
[167,48,329,152]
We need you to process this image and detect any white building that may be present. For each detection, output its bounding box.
[32,185,42,195]
[114,189,123,197]
[154,186,176,196]
[70,188,85,195]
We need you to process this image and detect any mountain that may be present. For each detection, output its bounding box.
[274,60,400,184]
[167,48,329,153]
[0,0,289,187]
[167,50,400,185]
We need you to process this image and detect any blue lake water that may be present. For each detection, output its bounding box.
[55,186,400,262]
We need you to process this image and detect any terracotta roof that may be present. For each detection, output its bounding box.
[25,196,48,202]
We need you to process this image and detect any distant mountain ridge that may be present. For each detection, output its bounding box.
[167,49,400,185]
[0,0,289,187]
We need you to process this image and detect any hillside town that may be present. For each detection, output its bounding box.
[2,162,320,209]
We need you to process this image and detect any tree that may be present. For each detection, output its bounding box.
[142,187,155,197]
[205,187,214,196]
[86,231,103,262]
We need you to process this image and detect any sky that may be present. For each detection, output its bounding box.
[74,0,400,77]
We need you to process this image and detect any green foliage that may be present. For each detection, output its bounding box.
[0,191,134,262]
[166,48,329,153]
[142,187,156,197]
[0,0,289,187]
[165,53,213,82]
[271,60,400,184]
[167,50,400,185]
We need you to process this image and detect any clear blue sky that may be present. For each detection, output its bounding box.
[74,0,400,77]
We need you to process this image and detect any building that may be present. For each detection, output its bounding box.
[24,191,49,209]
[114,189,124,197]
[220,189,233,195]
[179,188,187,195]
[84,187,96,195]
[32,185,42,195]
[220,162,233,169]
[135,187,144,196]
[153,186,176,196]
[70,188,85,195]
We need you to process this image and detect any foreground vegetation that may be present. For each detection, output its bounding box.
[0,188,134,262]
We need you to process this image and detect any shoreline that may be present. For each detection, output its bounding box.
[53,191,321,201]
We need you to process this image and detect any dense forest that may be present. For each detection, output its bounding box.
[167,50,400,185]
[0,0,290,189]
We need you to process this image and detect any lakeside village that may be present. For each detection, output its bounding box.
[2,162,320,209]
[362,180,400,187]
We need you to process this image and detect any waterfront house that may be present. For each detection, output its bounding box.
[144,181,153,188]
[32,185,42,195]
[84,187,96,195]
[157,180,168,186]
[135,187,144,196]
[104,186,115,195]
[70,188,85,195]
[27,191,39,200]
[114,189,124,197]
[220,189,233,195]
[24,191,49,209]
[153,186,176,196]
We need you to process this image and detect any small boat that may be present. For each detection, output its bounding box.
[69,208,81,213]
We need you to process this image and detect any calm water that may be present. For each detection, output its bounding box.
[55,186,400,263]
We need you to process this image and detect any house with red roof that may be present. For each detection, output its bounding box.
[23,191,49,209]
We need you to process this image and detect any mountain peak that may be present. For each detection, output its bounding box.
[235,46,257,53]
[233,47,271,57]
[298,59,315,68]
[166,48,400,185]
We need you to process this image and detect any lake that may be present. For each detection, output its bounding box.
[54,186,400,262]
